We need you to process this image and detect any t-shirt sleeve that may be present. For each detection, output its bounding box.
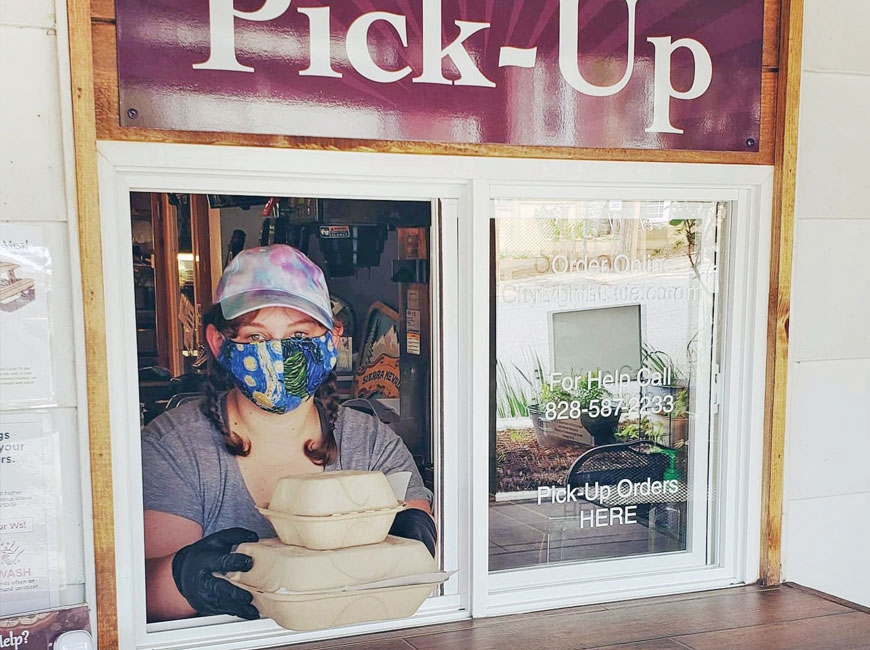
[141,419,205,529]
[335,407,433,506]
[367,418,433,507]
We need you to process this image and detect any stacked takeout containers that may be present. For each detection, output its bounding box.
[223,470,448,631]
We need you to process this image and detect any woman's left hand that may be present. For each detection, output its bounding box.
[389,507,437,557]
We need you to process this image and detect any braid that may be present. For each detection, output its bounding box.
[201,304,252,457]
[201,350,252,457]
[308,372,340,466]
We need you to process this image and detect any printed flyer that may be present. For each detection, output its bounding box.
[0,224,53,408]
[0,413,60,617]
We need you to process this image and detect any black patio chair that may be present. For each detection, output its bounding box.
[565,440,676,508]
[550,441,688,557]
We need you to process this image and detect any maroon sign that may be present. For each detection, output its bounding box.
[116,0,763,151]
[0,606,90,650]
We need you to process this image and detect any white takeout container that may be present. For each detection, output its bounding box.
[268,470,399,517]
[258,504,405,549]
[226,535,437,593]
[225,578,444,631]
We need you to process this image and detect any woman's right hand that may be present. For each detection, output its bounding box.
[171,527,260,619]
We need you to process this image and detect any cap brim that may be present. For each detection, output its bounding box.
[220,290,334,329]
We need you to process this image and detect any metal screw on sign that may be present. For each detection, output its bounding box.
[745,138,757,148]
[127,108,139,120]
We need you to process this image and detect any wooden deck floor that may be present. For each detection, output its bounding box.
[283,584,870,650]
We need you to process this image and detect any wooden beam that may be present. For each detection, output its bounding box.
[761,0,803,586]
[763,0,782,69]
[190,194,216,362]
[190,194,215,315]
[208,205,224,293]
[152,194,183,375]
[67,0,118,647]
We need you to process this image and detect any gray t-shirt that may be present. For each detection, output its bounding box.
[141,398,432,538]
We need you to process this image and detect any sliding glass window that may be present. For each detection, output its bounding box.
[490,199,725,572]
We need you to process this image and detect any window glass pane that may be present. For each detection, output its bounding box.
[490,199,724,572]
[130,194,441,624]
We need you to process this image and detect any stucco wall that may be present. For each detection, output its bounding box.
[0,0,89,612]
[783,0,870,608]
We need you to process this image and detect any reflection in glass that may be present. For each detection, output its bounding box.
[490,200,724,572]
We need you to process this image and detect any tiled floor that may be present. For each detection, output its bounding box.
[283,584,870,650]
[489,499,683,570]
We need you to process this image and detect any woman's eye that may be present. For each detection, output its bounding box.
[292,332,308,340]
[248,333,266,342]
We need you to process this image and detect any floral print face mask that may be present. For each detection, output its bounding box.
[217,332,338,414]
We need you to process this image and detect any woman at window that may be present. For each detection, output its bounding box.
[141,244,435,622]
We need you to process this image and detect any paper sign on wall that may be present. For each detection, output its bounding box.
[0,225,53,408]
[0,413,61,617]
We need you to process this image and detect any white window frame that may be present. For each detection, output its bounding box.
[488,194,722,572]
[96,141,772,649]
[481,188,767,614]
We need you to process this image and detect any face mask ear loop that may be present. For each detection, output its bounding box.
[216,332,231,357]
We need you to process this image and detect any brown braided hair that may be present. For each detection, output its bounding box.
[200,303,340,465]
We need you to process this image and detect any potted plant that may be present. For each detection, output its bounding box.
[493,354,570,447]
[616,416,667,444]
[529,373,621,447]
[576,374,622,445]
[641,344,688,398]
[669,388,690,447]
[528,382,577,447]
[640,345,693,447]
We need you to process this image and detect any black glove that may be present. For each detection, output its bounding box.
[389,508,437,557]
[171,527,260,619]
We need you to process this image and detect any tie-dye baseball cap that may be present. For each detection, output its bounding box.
[214,244,333,329]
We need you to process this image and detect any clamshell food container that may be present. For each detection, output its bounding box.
[258,504,405,549]
[268,470,399,517]
[225,578,444,631]
[225,535,437,593]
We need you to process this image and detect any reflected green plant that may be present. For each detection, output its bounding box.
[642,343,687,387]
[617,417,667,444]
[496,359,532,418]
[495,349,549,418]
